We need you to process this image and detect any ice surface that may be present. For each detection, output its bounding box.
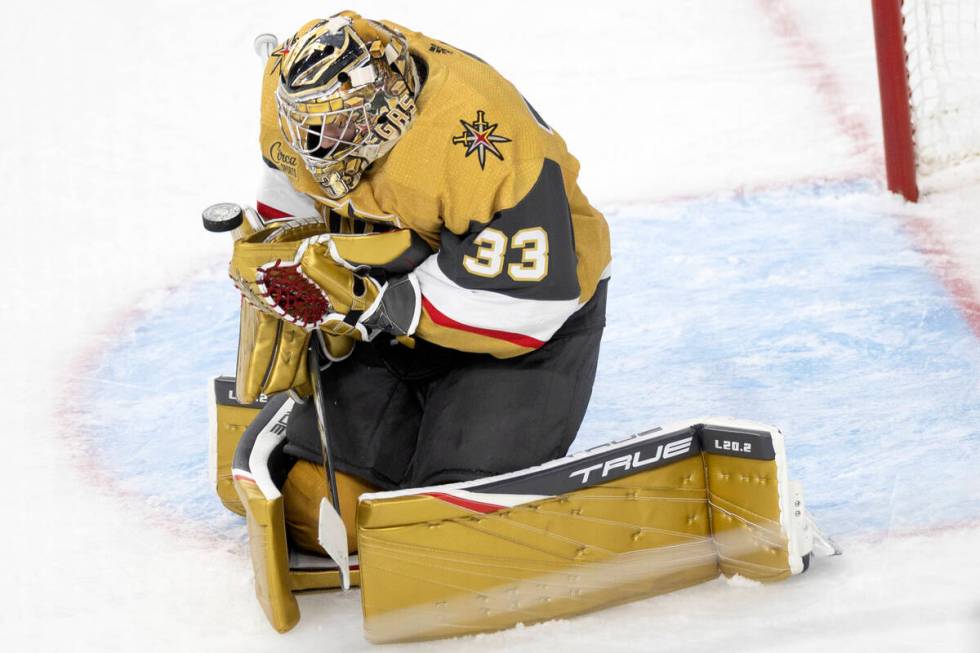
[3,1,979,651]
[77,181,980,540]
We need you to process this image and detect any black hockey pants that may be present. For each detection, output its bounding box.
[278,280,607,490]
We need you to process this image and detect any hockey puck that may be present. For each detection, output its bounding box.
[202,202,244,233]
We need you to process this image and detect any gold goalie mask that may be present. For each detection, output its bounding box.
[276,14,420,198]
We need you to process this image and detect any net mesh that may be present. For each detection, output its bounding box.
[902,0,980,177]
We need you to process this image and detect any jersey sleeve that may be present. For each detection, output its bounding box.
[253,162,432,273]
[255,162,319,223]
[410,158,582,357]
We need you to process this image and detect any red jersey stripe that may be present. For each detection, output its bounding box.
[256,201,293,221]
[421,297,545,349]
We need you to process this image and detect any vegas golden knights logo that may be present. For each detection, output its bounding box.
[452,110,511,169]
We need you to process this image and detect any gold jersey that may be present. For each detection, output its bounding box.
[256,12,611,357]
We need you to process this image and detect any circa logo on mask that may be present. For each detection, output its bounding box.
[269,141,299,177]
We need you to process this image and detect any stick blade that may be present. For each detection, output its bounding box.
[317,498,351,590]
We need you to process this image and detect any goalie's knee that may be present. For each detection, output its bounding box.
[228,393,376,633]
[282,461,376,555]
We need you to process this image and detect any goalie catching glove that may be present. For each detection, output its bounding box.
[231,225,421,340]
[229,218,430,402]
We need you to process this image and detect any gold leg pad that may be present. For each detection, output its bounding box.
[702,453,790,581]
[358,457,719,643]
[233,477,300,633]
[214,401,264,516]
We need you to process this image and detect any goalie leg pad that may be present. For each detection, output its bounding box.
[233,476,300,633]
[706,452,793,580]
[231,395,366,633]
[357,456,719,642]
[209,376,271,516]
[355,419,826,643]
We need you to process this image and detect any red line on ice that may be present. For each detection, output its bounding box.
[56,273,235,546]
[900,217,980,340]
[755,0,878,169]
[757,0,980,342]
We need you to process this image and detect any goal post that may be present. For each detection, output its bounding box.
[872,0,980,201]
[872,0,919,201]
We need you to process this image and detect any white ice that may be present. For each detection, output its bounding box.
[2,1,979,651]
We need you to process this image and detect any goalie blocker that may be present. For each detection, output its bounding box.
[211,380,838,641]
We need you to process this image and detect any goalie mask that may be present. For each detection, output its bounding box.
[276,15,420,199]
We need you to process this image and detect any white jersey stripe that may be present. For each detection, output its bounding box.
[256,164,318,223]
[412,255,581,343]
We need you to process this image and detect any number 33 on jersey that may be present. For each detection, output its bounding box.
[463,227,549,282]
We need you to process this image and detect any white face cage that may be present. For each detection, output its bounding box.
[275,89,374,171]
[274,18,419,197]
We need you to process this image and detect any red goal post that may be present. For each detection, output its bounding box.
[872,0,980,202]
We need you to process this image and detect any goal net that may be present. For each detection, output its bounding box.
[873,0,980,200]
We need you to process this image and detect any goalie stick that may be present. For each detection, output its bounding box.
[307,334,351,590]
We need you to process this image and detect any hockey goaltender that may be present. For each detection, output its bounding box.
[208,10,838,643]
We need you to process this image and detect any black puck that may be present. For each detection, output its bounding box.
[202,203,244,233]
